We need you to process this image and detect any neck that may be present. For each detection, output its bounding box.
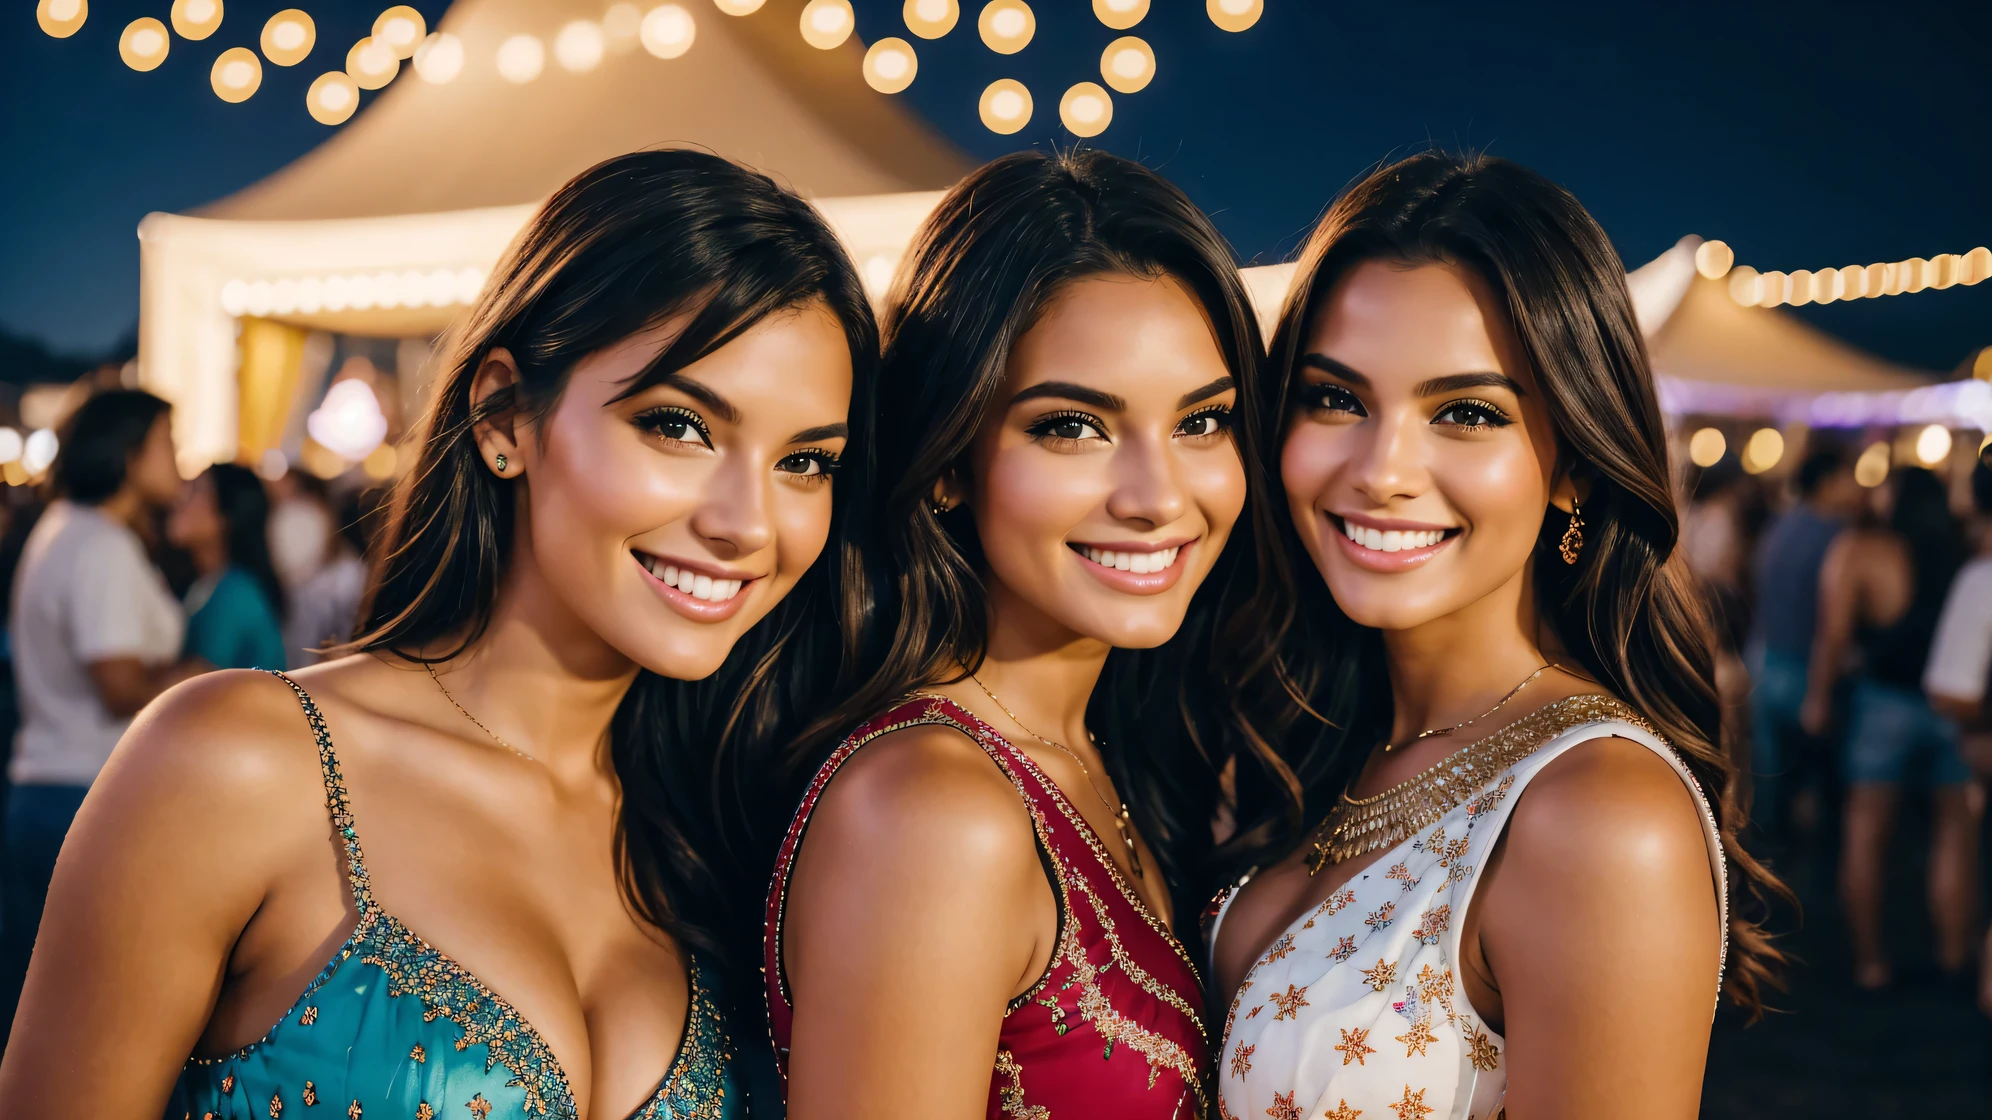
[969,581,1112,752]
[190,539,228,577]
[89,487,146,530]
[1381,562,1551,743]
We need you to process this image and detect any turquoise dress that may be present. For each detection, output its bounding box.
[167,672,742,1120]
[183,567,288,671]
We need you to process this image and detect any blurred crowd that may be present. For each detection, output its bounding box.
[1685,437,1992,1015]
[0,389,384,1027]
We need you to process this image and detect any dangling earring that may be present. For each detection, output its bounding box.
[931,500,949,516]
[494,453,507,473]
[1559,500,1584,565]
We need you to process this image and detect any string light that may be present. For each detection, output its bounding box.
[211,46,262,102]
[372,6,426,60]
[347,36,400,89]
[978,77,1031,134]
[903,0,958,39]
[170,0,223,42]
[1854,441,1891,488]
[556,21,606,72]
[306,71,359,124]
[495,34,545,82]
[979,1,1034,54]
[603,3,642,51]
[413,32,463,83]
[260,10,315,67]
[1059,81,1112,137]
[0,429,21,464]
[863,38,918,94]
[1727,244,1990,308]
[1206,0,1263,33]
[1093,0,1147,30]
[22,431,59,477]
[36,0,88,39]
[713,0,766,13]
[1688,427,1726,467]
[641,5,696,58]
[1100,35,1154,93]
[1694,239,1733,279]
[799,0,854,50]
[1740,427,1784,475]
[1915,424,1953,466]
[120,18,171,71]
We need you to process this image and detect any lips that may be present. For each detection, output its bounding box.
[1339,520,1449,554]
[1076,544,1181,574]
[1067,539,1195,595]
[635,553,745,602]
[1329,515,1457,572]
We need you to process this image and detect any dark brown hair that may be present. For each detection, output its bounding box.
[1224,150,1786,1015]
[351,150,878,965]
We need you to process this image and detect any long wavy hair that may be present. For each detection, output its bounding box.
[349,150,878,967]
[1223,150,1786,1015]
[773,149,1282,927]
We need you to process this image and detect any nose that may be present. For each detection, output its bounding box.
[1349,409,1424,506]
[687,453,773,560]
[1103,435,1188,530]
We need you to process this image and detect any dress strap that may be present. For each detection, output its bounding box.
[265,670,375,917]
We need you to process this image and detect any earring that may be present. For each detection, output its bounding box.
[1559,500,1584,565]
[494,453,507,473]
[931,501,949,516]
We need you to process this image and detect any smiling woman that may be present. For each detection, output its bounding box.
[0,150,877,1120]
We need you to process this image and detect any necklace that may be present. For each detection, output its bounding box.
[970,674,1145,880]
[423,661,543,767]
[1307,694,1649,874]
[1383,663,1552,752]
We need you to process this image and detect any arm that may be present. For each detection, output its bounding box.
[1801,534,1860,736]
[1925,565,1992,727]
[782,727,1056,1120]
[0,671,324,1115]
[1477,737,1722,1120]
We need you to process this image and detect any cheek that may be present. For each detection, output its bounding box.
[978,450,1105,566]
[1443,441,1550,536]
[1280,425,1340,516]
[1188,446,1248,535]
[533,427,695,561]
[773,487,834,575]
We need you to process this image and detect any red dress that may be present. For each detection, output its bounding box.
[763,695,1211,1118]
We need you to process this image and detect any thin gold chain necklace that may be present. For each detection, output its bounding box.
[1383,663,1551,751]
[969,674,1144,880]
[423,662,544,767]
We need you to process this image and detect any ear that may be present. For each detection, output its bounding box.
[1548,457,1594,514]
[470,348,528,479]
[931,468,968,514]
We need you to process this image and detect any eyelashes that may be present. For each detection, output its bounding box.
[1023,405,1237,448]
[635,407,841,482]
[775,449,841,483]
[1430,398,1513,429]
[1175,403,1233,439]
[1297,383,1514,430]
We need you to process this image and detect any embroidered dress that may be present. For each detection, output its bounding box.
[1208,697,1728,1120]
[167,671,740,1120]
[764,695,1211,1118]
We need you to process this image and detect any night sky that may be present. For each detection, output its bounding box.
[4,0,1988,371]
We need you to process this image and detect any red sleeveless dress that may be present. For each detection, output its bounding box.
[763,695,1211,1118]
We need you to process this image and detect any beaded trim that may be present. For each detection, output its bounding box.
[633,959,734,1120]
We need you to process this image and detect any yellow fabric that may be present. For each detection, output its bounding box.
[235,317,308,464]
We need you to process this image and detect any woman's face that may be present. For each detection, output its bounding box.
[130,413,184,508]
[961,273,1245,650]
[1280,259,1565,632]
[165,471,220,552]
[491,302,854,681]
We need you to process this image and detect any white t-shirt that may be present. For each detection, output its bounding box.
[9,501,185,785]
[1924,555,1992,704]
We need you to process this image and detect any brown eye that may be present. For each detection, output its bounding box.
[1432,399,1512,429]
[1175,406,1232,438]
[1026,411,1108,443]
[635,406,712,448]
[1301,384,1365,416]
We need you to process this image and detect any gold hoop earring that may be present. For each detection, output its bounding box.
[1559,500,1584,565]
[494,453,507,473]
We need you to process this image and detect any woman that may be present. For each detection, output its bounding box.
[1801,466,1973,990]
[2,389,199,1025]
[0,150,877,1120]
[168,462,288,670]
[764,150,1273,1119]
[1206,152,1782,1120]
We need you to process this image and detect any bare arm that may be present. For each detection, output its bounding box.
[0,671,324,1116]
[86,655,207,718]
[782,727,1055,1120]
[1802,533,1861,736]
[1478,738,1721,1120]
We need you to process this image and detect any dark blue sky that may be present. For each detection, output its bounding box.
[4,0,1988,370]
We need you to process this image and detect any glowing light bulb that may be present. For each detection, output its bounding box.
[260,9,315,66]
[903,0,958,38]
[1854,441,1890,488]
[1726,266,1761,305]
[496,34,545,82]
[121,18,171,70]
[347,36,400,88]
[1093,0,1147,30]
[1206,0,1262,32]
[556,21,606,71]
[171,0,222,41]
[640,5,695,58]
[1740,428,1784,475]
[308,70,360,124]
[864,38,918,93]
[372,5,425,59]
[1962,247,1991,286]
[1059,81,1112,137]
[978,1,1034,54]
[211,45,262,102]
[1688,428,1726,468]
[978,77,1031,134]
[22,430,59,476]
[800,0,854,49]
[714,0,766,13]
[1915,424,1952,466]
[37,0,88,39]
[1694,239,1733,280]
[1100,35,1154,93]
[0,428,21,464]
[413,32,462,83]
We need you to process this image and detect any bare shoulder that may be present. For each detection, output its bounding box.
[1503,734,1713,887]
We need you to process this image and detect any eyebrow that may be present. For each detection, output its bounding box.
[789,423,848,444]
[1299,354,1525,398]
[656,373,740,424]
[1176,375,1235,409]
[1008,381,1128,412]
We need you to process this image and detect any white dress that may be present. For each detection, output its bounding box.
[1209,697,1728,1120]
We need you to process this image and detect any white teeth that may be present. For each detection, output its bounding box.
[1342,522,1447,553]
[663,564,679,586]
[641,554,744,602]
[1080,545,1181,573]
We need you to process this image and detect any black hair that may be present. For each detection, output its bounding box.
[1228,149,1785,1016]
[49,389,171,504]
[1795,443,1852,498]
[202,463,286,622]
[775,149,1275,926]
[1889,466,1968,601]
[350,149,878,967]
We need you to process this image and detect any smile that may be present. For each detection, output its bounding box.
[1330,514,1458,571]
[633,551,757,622]
[1067,539,1194,595]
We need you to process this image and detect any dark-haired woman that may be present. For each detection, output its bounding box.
[1207,152,1781,1119]
[1801,466,1974,991]
[168,463,287,670]
[764,150,1270,1119]
[0,150,876,1120]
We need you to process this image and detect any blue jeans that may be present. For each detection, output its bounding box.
[1,783,89,1037]
[1843,678,1970,787]
[1747,646,1810,830]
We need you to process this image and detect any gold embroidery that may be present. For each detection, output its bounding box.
[1334,1026,1376,1066]
[1228,1042,1254,1078]
[1071,876,1206,1035]
[271,1093,284,1119]
[1415,963,1458,1023]
[1063,915,1207,1110]
[302,1082,318,1107]
[465,1096,493,1119]
[1325,1103,1363,1120]
[1262,932,1296,963]
[1467,1025,1501,1071]
[347,1105,361,1120]
[1411,904,1451,946]
[1331,935,1358,961]
[1360,958,1397,991]
[299,1006,319,1026]
[1395,1014,1438,1057]
[1265,1090,1302,1120]
[1389,1086,1435,1120]
[1269,984,1309,1021]
[222,1074,235,1095]
[1385,861,1417,891]
[1364,901,1396,931]
[416,1105,434,1120]
[993,1050,1049,1120]
[410,1043,426,1062]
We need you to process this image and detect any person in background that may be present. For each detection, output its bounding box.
[1920,454,1992,1014]
[1747,444,1863,838]
[4,390,201,1023]
[282,486,379,666]
[165,464,288,671]
[1803,466,1973,990]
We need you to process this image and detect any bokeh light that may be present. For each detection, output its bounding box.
[864,38,919,94]
[603,3,642,51]
[642,5,697,59]
[1854,442,1891,488]
[211,46,262,103]
[373,5,426,59]
[413,32,463,83]
[260,9,315,67]
[170,0,223,42]
[1206,0,1263,33]
[1694,239,1734,279]
[22,430,59,477]
[1093,0,1148,30]
[979,1,1035,54]
[496,34,545,82]
[0,428,22,464]
[347,36,400,89]
[1915,424,1953,466]
[903,0,958,39]
[556,21,606,72]
[37,0,88,39]
[1688,427,1726,467]
[800,0,854,50]
[1740,427,1784,474]
[307,70,359,124]
[120,18,172,71]
[979,77,1031,134]
[1059,81,1113,137]
[714,0,767,12]
[1100,35,1154,93]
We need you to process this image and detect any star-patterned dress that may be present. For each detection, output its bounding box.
[167,671,742,1120]
[1207,697,1728,1120]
